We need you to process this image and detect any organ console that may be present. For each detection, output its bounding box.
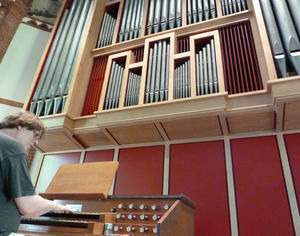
[18,162,195,235]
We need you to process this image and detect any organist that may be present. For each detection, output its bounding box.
[0,112,72,236]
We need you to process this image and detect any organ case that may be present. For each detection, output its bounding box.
[24,0,300,151]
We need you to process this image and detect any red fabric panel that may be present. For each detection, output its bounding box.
[285,133,300,208]
[169,141,230,236]
[231,136,294,235]
[84,149,114,162]
[114,146,164,195]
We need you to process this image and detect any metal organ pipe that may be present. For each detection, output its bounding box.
[98,9,117,47]
[44,0,85,115]
[119,0,145,42]
[30,0,93,116]
[259,0,300,76]
[145,40,170,103]
[104,61,125,110]
[259,0,286,78]
[30,9,69,115]
[187,0,216,24]
[57,0,93,114]
[221,0,247,15]
[194,39,219,96]
[147,0,181,35]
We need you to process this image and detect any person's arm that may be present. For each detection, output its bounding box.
[15,194,72,216]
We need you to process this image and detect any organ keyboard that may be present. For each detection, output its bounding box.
[19,195,195,235]
[18,162,195,235]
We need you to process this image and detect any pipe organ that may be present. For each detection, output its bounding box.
[29,0,93,117]
[25,0,300,157]
[147,0,181,35]
[19,196,195,235]
[195,39,219,96]
[221,0,248,16]
[21,0,300,234]
[125,70,141,107]
[145,40,170,103]
[259,0,300,78]
[26,0,300,117]
[219,21,263,94]
[119,0,145,41]
[187,0,216,24]
[104,60,125,110]
[18,162,195,235]
[97,11,117,48]
[82,56,108,116]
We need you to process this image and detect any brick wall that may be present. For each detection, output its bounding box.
[0,0,33,62]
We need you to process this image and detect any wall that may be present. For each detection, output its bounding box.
[0,21,50,108]
[0,0,33,62]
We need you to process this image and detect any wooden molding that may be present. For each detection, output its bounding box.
[0,97,23,108]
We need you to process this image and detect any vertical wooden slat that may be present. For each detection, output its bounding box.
[81,56,108,115]
[236,24,250,92]
[214,31,225,93]
[245,22,263,89]
[219,21,263,94]
[81,59,96,115]
[90,59,99,113]
[233,25,245,92]
[119,52,131,108]
[94,58,103,111]
[112,1,123,44]
[230,26,241,93]
[226,28,237,94]
[219,29,230,93]
[242,22,257,90]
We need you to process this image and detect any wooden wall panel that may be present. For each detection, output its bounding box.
[114,146,164,195]
[81,56,108,115]
[169,141,230,236]
[35,152,81,193]
[219,21,263,94]
[284,133,300,208]
[84,149,114,162]
[231,136,294,235]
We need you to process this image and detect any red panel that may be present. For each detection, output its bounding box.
[169,141,230,236]
[84,149,114,162]
[231,136,294,235]
[285,133,300,208]
[114,146,164,195]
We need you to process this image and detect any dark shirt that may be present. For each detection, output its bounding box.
[0,132,36,234]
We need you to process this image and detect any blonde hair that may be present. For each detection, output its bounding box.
[0,112,46,138]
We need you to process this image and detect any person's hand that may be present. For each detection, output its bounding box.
[52,203,73,213]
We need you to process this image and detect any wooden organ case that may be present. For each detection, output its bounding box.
[18,162,195,236]
[24,0,300,153]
